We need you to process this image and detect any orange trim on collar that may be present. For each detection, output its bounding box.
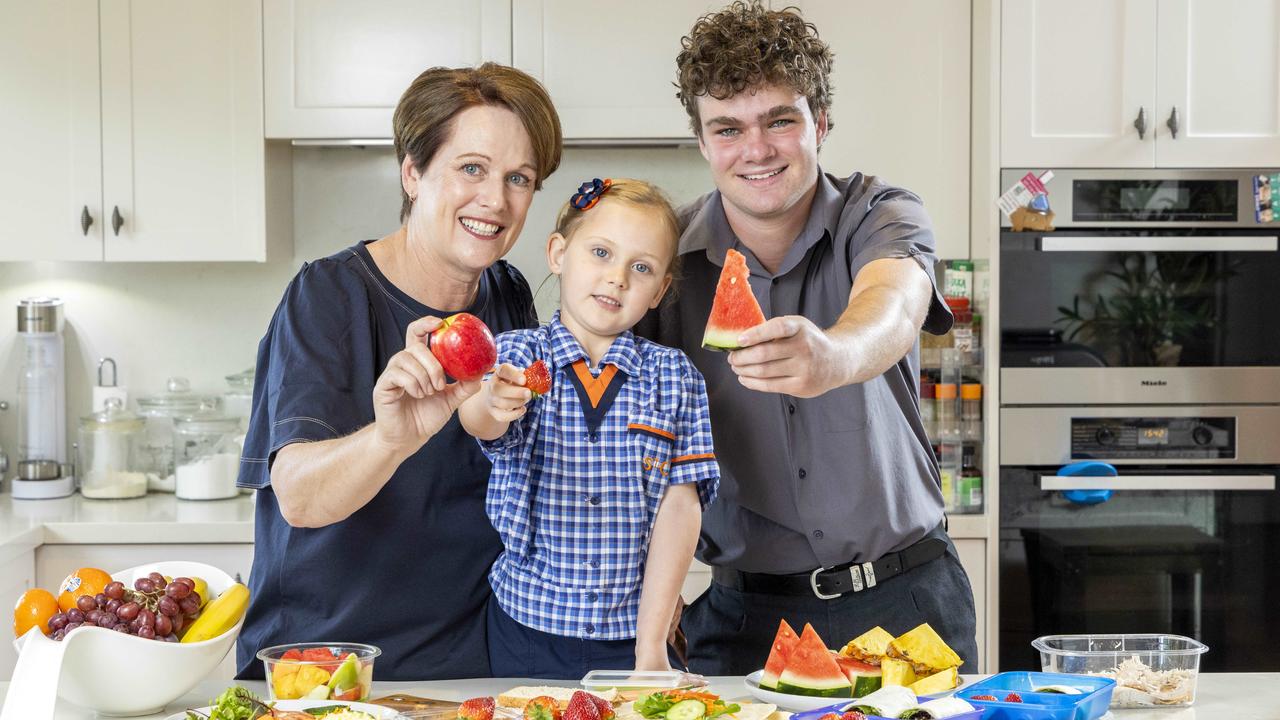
[572,359,620,408]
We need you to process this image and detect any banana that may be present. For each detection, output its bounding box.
[180,582,249,643]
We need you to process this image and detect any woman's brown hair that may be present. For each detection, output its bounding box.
[393,63,563,220]
[675,1,834,135]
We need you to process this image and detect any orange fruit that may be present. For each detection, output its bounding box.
[56,567,113,612]
[13,587,59,637]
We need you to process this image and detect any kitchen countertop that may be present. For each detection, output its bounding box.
[0,492,255,561]
[2,674,1274,719]
[0,492,990,561]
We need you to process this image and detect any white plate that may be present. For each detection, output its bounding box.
[168,698,400,720]
[743,670,963,711]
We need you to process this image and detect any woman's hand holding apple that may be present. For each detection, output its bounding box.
[371,316,484,457]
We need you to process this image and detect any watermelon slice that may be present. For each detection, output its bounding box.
[759,620,800,690]
[776,624,852,698]
[834,653,884,698]
[702,248,766,351]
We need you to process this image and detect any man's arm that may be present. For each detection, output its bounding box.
[727,256,933,397]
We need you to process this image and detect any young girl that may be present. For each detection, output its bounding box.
[460,178,719,677]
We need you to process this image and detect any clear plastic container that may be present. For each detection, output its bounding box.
[222,368,254,429]
[1031,634,1208,708]
[77,397,147,499]
[258,642,379,701]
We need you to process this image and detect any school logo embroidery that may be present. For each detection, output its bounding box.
[643,457,670,476]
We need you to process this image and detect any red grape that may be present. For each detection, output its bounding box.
[158,597,179,617]
[116,602,140,621]
[166,582,191,600]
[137,625,156,640]
[48,613,68,631]
[134,578,155,593]
[104,581,125,600]
[138,609,155,628]
[154,614,172,636]
[66,609,85,624]
[174,577,195,590]
[76,595,96,613]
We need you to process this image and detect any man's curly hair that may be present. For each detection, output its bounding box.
[676,1,834,136]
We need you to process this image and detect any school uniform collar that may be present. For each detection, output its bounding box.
[547,312,642,378]
[681,168,845,278]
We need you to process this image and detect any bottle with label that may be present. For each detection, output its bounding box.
[919,381,938,439]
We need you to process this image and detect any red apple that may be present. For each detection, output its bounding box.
[429,312,497,382]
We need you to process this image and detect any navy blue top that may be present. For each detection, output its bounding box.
[234,240,537,681]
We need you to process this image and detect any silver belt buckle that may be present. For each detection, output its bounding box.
[809,568,841,600]
[862,562,877,588]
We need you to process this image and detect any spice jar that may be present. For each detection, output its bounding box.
[173,403,241,500]
[77,397,147,499]
[136,377,215,492]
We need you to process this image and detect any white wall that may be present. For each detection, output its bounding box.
[0,146,711,470]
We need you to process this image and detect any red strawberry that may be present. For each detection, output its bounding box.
[1004,692,1023,703]
[970,695,998,702]
[840,713,866,720]
[524,360,552,397]
[460,698,495,720]
[583,692,614,720]
[524,696,560,720]
[563,692,601,720]
[818,714,840,720]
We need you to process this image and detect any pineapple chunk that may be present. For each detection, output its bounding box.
[839,626,895,664]
[909,666,959,695]
[887,624,962,675]
[880,657,917,687]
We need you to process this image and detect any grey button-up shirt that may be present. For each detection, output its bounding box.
[638,170,953,573]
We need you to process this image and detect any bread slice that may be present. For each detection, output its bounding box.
[497,686,618,711]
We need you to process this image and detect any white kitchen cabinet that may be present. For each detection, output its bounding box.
[788,0,971,259]
[1003,0,1280,168]
[1001,0,1158,168]
[512,1,719,140]
[1155,0,1280,167]
[0,0,104,262]
[264,0,513,139]
[0,0,287,262]
[0,548,36,680]
[953,538,987,673]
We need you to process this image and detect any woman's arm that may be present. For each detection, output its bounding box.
[635,482,702,671]
[272,316,479,528]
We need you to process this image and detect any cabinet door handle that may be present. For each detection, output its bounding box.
[1166,106,1180,139]
[1133,106,1147,139]
[80,206,93,236]
[111,206,123,236]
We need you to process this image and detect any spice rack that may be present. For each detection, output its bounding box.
[921,260,987,514]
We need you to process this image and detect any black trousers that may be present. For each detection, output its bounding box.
[680,542,979,675]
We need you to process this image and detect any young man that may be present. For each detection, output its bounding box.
[639,1,978,673]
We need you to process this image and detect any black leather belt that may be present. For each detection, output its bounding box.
[711,536,948,600]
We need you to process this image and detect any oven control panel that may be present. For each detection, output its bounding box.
[1072,416,1236,459]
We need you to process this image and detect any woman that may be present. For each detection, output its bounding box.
[234,64,562,680]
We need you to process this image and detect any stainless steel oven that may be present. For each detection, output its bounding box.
[1000,168,1280,406]
[998,169,1280,672]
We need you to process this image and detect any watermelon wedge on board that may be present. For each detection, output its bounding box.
[702,248,766,351]
[759,619,800,690]
[776,623,853,698]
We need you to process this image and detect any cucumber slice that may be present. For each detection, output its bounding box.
[666,700,707,720]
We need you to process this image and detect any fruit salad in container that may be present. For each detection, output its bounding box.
[257,642,380,701]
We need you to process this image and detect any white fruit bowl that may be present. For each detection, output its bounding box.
[11,560,244,716]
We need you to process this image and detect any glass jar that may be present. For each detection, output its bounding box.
[77,397,147,499]
[173,405,241,500]
[222,368,255,430]
[136,377,215,492]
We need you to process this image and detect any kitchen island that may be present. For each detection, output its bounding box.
[2,674,1275,720]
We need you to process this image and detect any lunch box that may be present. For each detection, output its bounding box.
[953,672,1114,720]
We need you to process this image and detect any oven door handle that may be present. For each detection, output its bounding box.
[1039,236,1278,253]
[1041,474,1276,491]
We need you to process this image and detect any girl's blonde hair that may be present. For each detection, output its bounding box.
[554,178,682,277]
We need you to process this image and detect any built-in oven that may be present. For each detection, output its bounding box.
[998,169,1280,672]
[1000,168,1280,406]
